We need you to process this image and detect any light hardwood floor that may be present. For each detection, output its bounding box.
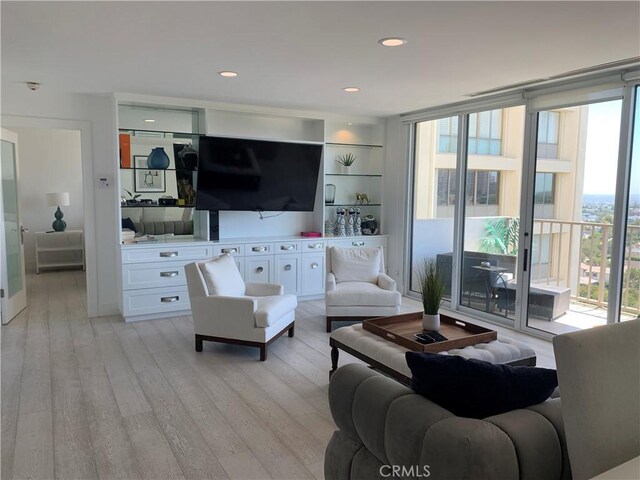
[1,270,554,480]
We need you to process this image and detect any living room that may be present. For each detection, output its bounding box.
[1,2,639,480]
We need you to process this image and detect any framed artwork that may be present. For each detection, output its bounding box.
[134,155,165,193]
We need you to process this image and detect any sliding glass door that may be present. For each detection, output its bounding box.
[408,75,639,336]
[526,100,625,334]
[410,116,458,301]
[460,106,525,322]
[620,85,640,320]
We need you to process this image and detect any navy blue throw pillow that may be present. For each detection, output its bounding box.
[405,351,557,419]
[121,217,137,233]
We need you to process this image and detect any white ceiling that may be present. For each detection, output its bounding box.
[2,1,639,117]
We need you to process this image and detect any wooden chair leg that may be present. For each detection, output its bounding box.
[326,317,332,333]
[259,345,267,361]
[195,335,203,352]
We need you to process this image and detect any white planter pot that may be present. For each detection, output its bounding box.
[422,313,440,331]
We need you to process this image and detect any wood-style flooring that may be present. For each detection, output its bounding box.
[1,270,554,480]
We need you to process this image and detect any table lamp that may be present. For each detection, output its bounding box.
[46,192,70,232]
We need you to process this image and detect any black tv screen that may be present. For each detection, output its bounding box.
[195,136,323,212]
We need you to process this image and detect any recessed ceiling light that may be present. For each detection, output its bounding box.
[378,37,407,47]
[343,87,360,93]
[347,122,353,126]
[144,119,156,123]
[219,71,238,77]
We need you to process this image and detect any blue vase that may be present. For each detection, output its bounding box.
[147,147,170,169]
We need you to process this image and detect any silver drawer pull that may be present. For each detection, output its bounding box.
[160,251,178,258]
[221,248,238,254]
[352,241,365,246]
[280,245,294,251]
[311,263,319,269]
[284,264,292,271]
[252,246,267,252]
[308,243,323,249]
[256,266,264,273]
[160,271,179,278]
[161,296,179,303]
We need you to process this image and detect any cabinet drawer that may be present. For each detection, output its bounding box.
[245,243,274,256]
[328,236,387,249]
[122,286,190,317]
[122,244,213,263]
[274,241,300,255]
[301,239,326,252]
[213,244,244,256]
[122,261,188,290]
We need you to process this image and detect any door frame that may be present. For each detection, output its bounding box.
[1,116,98,317]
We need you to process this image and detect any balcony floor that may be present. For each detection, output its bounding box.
[528,300,637,335]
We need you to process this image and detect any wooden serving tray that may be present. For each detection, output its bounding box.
[362,311,497,353]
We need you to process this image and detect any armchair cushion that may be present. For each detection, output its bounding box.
[200,254,245,297]
[406,351,558,419]
[330,247,381,283]
[326,282,401,307]
[254,294,298,328]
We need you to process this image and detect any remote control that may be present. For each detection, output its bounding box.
[425,331,448,342]
[414,333,435,344]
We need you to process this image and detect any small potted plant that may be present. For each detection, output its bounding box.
[417,258,445,331]
[124,189,141,204]
[336,153,357,172]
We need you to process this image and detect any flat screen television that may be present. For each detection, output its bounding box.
[195,136,323,212]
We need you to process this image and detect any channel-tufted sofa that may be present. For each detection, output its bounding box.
[325,363,571,480]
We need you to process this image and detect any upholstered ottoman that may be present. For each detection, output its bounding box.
[330,324,537,385]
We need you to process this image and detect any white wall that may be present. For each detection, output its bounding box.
[11,127,84,272]
[1,85,119,317]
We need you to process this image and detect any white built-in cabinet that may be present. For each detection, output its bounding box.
[116,98,387,321]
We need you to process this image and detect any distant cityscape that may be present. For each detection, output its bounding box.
[582,193,640,224]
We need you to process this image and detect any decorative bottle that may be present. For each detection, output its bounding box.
[354,208,362,236]
[346,208,355,236]
[335,208,347,236]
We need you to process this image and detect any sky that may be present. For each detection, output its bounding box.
[583,100,623,195]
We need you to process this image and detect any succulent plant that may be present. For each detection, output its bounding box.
[336,153,357,167]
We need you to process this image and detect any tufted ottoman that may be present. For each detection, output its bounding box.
[330,323,537,385]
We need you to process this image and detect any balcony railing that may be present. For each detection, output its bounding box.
[532,219,640,316]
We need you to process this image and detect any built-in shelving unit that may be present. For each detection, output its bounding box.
[115,98,386,321]
[322,121,385,236]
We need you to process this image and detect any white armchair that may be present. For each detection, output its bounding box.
[325,247,401,332]
[185,254,297,360]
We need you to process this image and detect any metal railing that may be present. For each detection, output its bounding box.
[532,219,640,315]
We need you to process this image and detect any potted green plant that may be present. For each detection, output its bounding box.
[124,189,141,204]
[417,258,445,331]
[336,153,357,172]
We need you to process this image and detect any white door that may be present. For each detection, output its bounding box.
[1,128,27,324]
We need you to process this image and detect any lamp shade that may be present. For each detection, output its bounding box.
[46,192,70,207]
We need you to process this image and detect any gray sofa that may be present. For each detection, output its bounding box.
[133,219,193,236]
[325,364,571,480]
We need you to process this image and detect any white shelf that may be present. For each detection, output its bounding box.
[35,230,85,273]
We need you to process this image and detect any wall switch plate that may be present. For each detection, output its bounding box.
[98,177,111,188]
